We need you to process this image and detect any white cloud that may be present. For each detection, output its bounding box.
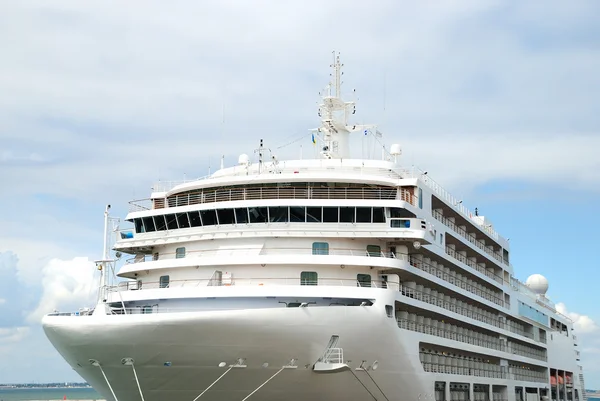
[556,303,599,334]
[26,257,99,323]
[0,298,6,305]
[0,327,30,344]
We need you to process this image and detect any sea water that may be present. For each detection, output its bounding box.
[0,387,102,401]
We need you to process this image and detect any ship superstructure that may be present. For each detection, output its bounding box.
[43,53,585,401]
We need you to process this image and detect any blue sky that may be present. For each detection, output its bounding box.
[1,0,599,386]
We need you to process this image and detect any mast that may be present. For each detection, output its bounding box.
[98,204,111,302]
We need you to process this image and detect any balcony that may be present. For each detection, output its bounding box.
[445,243,503,285]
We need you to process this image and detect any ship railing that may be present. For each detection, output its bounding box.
[444,245,504,285]
[128,187,417,213]
[407,255,506,308]
[319,348,344,364]
[107,277,392,292]
[433,210,505,265]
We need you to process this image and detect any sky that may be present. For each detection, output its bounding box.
[1,0,599,386]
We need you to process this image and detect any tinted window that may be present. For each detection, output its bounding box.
[134,218,144,233]
[306,207,322,222]
[290,206,305,222]
[142,216,156,232]
[249,207,268,223]
[201,209,217,226]
[176,213,190,228]
[312,242,329,255]
[340,207,355,223]
[235,208,248,224]
[356,207,371,223]
[217,209,235,225]
[268,207,289,223]
[188,211,202,227]
[357,274,371,287]
[165,214,179,230]
[322,207,338,222]
[154,215,167,231]
[390,208,416,218]
[301,271,318,285]
[373,207,385,223]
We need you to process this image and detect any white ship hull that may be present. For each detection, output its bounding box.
[43,292,429,401]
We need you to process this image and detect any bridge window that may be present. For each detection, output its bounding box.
[249,207,268,223]
[217,209,235,225]
[306,207,322,222]
[357,274,371,287]
[165,214,179,230]
[188,211,202,227]
[373,207,385,223]
[356,207,371,223]
[235,208,249,224]
[142,216,156,232]
[300,271,318,286]
[134,218,144,233]
[390,207,416,218]
[290,206,306,222]
[312,242,329,255]
[323,207,338,222]
[175,247,186,259]
[268,206,289,223]
[201,209,217,226]
[176,213,190,228]
[340,207,355,223]
[159,275,170,288]
[154,215,167,231]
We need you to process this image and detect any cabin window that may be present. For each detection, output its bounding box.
[135,218,144,233]
[357,274,371,287]
[268,206,289,223]
[340,207,355,223]
[290,206,306,222]
[301,271,318,286]
[373,207,385,223]
[142,216,156,232]
[356,207,371,223]
[154,215,167,231]
[390,207,416,218]
[367,245,381,257]
[175,247,186,259]
[176,213,190,228]
[152,253,159,261]
[159,275,170,288]
[418,188,423,209]
[165,214,179,230]
[385,305,393,318]
[201,209,217,226]
[217,209,235,225]
[188,211,202,227]
[235,208,249,224]
[312,242,329,255]
[322,207,338,222]
[306,207,322,222]
[249,207,268,223]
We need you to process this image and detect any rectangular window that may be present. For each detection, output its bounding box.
[176,213,190,228]
[367,245,381,257]
[340,207,355,223]
[154,215,167,231]
[134,218,145,233]
[235,208,249,224]
[356,207,372,223]
[217,209,235,225]
[300,271,318,286]
[200,209,217,226]
[165,214,179,230]
[385,305,393,318]
[188,211,202,227]
[390,219,411,228]
[159,275,170,288]
[322,207,339,222]
[268,206,289,223]
[290,206,306,222]
[249,207,268,223]
[175,247,186,259]
[357,274,371,287]
[372,207,385,223]
[142,216,156,232]
[390,207,416,218]
[418,188,423,209]
[306,207,322,222]
[312,242,329,255]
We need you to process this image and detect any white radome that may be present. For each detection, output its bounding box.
[526,274,549,295]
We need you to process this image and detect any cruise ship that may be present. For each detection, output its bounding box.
[43,54,586,401]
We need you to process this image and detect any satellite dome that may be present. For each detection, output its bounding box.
[390,144,402,156]
[526,274,549,295]
[238,154,250,165]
